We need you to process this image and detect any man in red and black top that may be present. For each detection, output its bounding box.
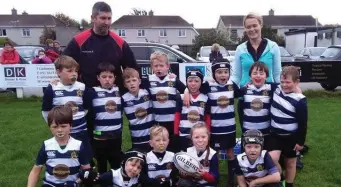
[63,1,139,89]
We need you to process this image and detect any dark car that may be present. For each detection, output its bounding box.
[128,42,201,79]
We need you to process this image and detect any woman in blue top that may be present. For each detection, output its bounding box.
[231,13,282,128]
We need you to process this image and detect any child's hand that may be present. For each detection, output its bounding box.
[293,144,304,152]
[183,89,191,107]
[169,73,177,79]
[249,180,259,187]
[294,86,302,94]
[192,169,205,179]
[50,78,60,86]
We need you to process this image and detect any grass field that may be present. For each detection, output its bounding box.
[1,91,341,187]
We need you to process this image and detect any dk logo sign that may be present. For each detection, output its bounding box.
[4,67,26,77]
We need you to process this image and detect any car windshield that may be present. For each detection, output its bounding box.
[320,47,341,58]
[279,47,291,57]
[311,48,326,56]
[200,46,229,57]
[15,47,35,58]
[173,48,195,61]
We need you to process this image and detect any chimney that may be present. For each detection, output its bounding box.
[269,9,274,16]
[148,10,154,16]
[11,8,17,15]
[22,11,28,15]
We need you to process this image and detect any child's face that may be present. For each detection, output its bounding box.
[39,52,45,58]
[57,67,78,85]
[50,122,71,140]
[187,77,201,94]
[244,144,262,161]
[97,71,115,89]
[125,159,143,177]
[149,132,169,152]
[54,43,60,48]
[48,43,54,47]
[251,68,267,87]
[124,77,141,94]
[4,44,13,50]
[191,128,209,151]
[280,75,299,93]
[214,69,229,84]
[151,60,169,77]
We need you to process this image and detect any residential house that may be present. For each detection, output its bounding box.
[0,8,79,46]
[317,27,341,47]
[111,11,199,45]
[217,9,318,43]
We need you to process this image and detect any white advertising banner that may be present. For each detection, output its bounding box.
[0,64,58,88]
[178,63,213,84]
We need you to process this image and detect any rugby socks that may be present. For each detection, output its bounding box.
[286,182,293,187]
[227,159,236,182]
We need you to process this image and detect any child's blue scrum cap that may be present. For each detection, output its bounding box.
[186,69,204,83]
[211,61,230,74]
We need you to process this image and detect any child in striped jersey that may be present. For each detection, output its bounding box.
[240,62,279,151]
[122,68,154,153]
[28,106,95,187]
[146,125,179,187]
[174,69,211,151]
[141,51,186,153]
[268,66,308,187]
[235,130,281,187]
[85,63,123,174]
[41,55,92,161]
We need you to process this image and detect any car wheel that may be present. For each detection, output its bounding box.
[320,83,338,91]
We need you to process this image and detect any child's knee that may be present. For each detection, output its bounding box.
[285,158,297,169]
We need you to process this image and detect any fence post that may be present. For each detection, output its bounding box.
[16,88,24,98]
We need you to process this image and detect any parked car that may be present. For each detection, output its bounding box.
[196,46,234,62]
[294,47,327,61]
[128,42,202,80]
[279,46,294,62]
[0,46,43,64]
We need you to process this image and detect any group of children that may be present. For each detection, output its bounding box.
[27,50,307,187]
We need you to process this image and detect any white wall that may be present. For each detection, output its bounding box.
[285,33,305,55]
[0,27,43,45]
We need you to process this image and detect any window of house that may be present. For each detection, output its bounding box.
[317,33,323,40]
[325,32,332,39]
[118,29,126,37]
[22,29,31,37]
[159,29,167,37]
[178,29,186,37]
[337,31,341,38]
[230,29,238,39]
[0,29,7,36]
[137,29,145,37]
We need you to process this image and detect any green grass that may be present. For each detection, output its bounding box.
[1,92,341,187]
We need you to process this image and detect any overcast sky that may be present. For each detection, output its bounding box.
[0,0,339,28]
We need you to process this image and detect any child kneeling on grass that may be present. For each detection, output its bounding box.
[27,106,97,187]
[235,129,281,187]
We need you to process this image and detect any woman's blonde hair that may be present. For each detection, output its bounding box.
[243,12,263,27]
[211,43,220,52]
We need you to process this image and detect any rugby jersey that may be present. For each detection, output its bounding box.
[122,89,154,148]
[241,83,278,135]
[270,86,308,145]
[87,86,123,139]
[235,150,278,185]
[98,168,140,187]
[36,137,89,186]
[42,82,88,134]
[146,151,175,179]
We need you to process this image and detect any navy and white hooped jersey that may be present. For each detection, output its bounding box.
[235,150,278,185]
[186,146,218,187]
[90,86,122,139]
[35,137,89,186]
[146,151,175,179]
[42,82,87,133]
[178,94,208,137]
[206,80,240,135]
[148,74,177,122]
[99,168,140,187]
[270,86,307,135]
[242,84,277,135]
[122,89,154,146]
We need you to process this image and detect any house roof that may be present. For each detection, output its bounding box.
[220,15,318,27]
[112,15,193,28]
[0,15,66,27]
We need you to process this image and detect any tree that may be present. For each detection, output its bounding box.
[55,12,80,27]
[39,26,57,45]
[80,19,92,28]
[130,8,148,16]
[191,30,232,57]
[239,25,285,46]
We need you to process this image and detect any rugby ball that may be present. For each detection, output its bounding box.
[174,152,201,175]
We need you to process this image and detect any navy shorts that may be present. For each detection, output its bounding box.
[210,132,236,150]
[267,133,298,158]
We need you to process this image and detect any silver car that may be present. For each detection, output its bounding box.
[294,47,327,61]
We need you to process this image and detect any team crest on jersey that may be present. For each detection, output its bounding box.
[251,98,263,112]
[263,90,269,96]
[53,164,70,179]
[217,96,229,108]
[187,110,200,123]
[71,151,78,159]
[77,89,82,97]
[143,95,149,102]
[200,102,206,108]
[168,81,174,87]
[135,107,148,119]
[65,101,78,115]
[228,85,233,91]
[97,92,105,97]
[256,164,264,171]
[156,90,168,103]
[105,100,117,113]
